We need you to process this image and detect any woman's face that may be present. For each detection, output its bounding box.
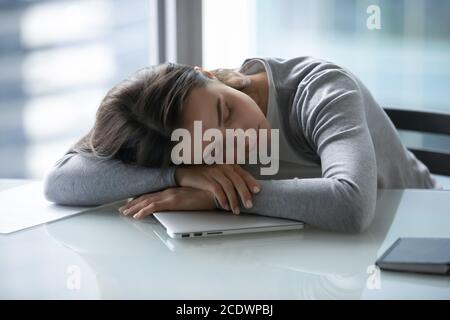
[179,81,271,163]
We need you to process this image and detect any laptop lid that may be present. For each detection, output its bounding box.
[153,210,304,238]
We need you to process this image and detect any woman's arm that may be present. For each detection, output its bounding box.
[231,69,378,233]
[43,151,177,206]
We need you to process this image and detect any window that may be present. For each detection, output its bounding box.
[203,0,450,113]
[0,0,152,178]
[203,0,450,174]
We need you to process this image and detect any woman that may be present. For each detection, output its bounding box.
[43,56,438,233]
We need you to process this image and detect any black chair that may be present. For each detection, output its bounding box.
[383,107,450,176]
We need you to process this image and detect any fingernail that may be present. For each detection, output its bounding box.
[123,209,130,215]
[234,207,240,215]
[224,204,230,210]
[133,213,140,219]
[245,200,253,208]
[118,206,124,213]
[253,186,260,193]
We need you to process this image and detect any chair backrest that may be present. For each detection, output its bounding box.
[383,107,450,176]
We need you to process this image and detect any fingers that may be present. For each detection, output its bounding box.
[133,201,165,219]
[233,165,261,194]
[119,192,161,214]
[122,199,153,216]
[123,165,261,219]
[119,193,161,218]
[207,165,261,214]
[224,167,254,210]
[212,173,240,215]
[209,181,230,211]
[120,198,166,219]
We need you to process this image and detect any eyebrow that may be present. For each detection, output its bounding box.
[216,97,222,126]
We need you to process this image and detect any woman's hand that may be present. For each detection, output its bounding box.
[119,187,216,219]
[174,164,260,214]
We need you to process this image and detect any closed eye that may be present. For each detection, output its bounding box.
[224,103,232,124]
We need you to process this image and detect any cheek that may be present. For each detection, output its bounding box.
[236,106,265,130]
[231,96,261,120]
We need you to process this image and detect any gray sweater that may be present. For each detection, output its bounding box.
[43,56,438,233]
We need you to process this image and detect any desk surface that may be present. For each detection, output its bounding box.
[1,179,449,299]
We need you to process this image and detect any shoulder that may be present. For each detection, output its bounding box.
[289,58,363,115]
[240,56,320,77]
[292,64,367,145]
[251,56,363,102]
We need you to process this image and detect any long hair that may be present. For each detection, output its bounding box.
[71,63,251,167]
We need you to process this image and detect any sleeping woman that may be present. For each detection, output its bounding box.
[43,56,438,233]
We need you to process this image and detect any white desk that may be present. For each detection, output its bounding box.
[1,179,449,299]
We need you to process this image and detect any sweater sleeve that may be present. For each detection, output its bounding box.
[235,69,378,233]
[43,151,178,206]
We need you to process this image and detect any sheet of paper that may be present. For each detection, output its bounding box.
[0,181,97,234]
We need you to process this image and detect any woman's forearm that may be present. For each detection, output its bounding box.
[234,176,376,233]
[43,152,177,206]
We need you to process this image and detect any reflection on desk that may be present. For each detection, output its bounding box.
[1,179,449,299]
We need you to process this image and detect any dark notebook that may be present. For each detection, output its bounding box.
[376,237,450,275]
